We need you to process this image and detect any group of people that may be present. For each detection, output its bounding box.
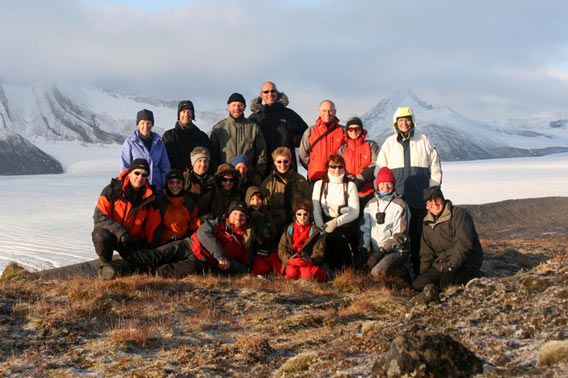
[93,81,484,291]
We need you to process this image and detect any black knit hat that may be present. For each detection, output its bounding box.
[177,100,195,120]
[227,200,248,217]
[346,116,363,129]
[128,158,150,173]
[423,186,445,202]
[166,169,184,182]
[136,109,154,125]
[227,92,246,105]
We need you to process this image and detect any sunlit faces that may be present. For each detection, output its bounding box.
[179,109,193,126]
[319,101,336,124]
[193,157,209,175]
[234,162,248,178]
[260,82,278,106]
[221,175,235,190]
[426,197,445,217]
[347,125,362,139]
[378,181,394,194]
[167,178,183,195]
[249,193,263,211]
[137,119,153,138]
[228,101,246,119]
[228,210,247,228]
[396,116,413,133]
[128,169,148,189]
[295,210,310,226]
[274,154,291,174]
[327,162,345,177]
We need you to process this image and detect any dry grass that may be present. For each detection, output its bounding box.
[537,340,568,367]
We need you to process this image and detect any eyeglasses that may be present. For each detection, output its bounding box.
[262,90,277,94]
[329,165,344,170]
[276,160,290,164]
[132,171,149,177]
[221,178,235,183]
[296,212,309,217]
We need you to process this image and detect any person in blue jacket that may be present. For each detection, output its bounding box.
[121,109,171,192]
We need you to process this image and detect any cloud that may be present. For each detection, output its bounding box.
[1,0,568,121]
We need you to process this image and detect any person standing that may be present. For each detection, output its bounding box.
[121,109,170,192]
[162,100,211,171]
[249,81,308,174]
[209,93,267,184]
[376,106,442,275]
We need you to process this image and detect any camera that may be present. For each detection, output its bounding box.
[375,212,386,224]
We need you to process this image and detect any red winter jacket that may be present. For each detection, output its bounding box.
[299,117,345,181]
[338,131,379,197]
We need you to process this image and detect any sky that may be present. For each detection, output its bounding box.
[1,0,568,122]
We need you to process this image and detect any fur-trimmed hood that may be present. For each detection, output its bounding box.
[250,92,290,113]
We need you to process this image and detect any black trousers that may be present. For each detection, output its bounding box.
[413,265,478,291]
[127,240,201,278]
[92,227,130,264]
[323,218,358,271]
[409,207,428,276]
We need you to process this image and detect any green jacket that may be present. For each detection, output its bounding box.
[209,116,267,183]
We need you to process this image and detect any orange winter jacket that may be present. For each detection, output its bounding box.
[156,194,198,245]
[338,131,379,196]
[93,169,160,244]
[299,117,345,181]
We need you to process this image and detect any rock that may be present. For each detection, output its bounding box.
[537,340,568,367]
[371,332,483,377]
[273,352,319,377]
[409,284,440,309]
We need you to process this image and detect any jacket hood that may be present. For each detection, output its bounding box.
[392,106,416,138]
[245,186,263,206]
[250,92,289,113]
[213,163,240,187]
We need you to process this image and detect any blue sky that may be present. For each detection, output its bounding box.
[2,0,568,121]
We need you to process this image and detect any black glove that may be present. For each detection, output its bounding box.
[439,268,457,289]
[367,248,386,270]
[120,233,139,251]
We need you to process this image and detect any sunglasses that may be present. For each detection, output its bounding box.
[329,165,344,170]
[296,212,309,217]
[132,171,149,177]
[262,90,277,94]
[221,178,235,183]
[347,127,361,132]
[168,179,183,184]
[276,160,290,164]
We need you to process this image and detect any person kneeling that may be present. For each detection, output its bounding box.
[413,186,484,291]
[360,167,411,279]
[125,201,254,278]
[278,200,328,282]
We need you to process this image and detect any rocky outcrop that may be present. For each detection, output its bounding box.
[0,133,63,174]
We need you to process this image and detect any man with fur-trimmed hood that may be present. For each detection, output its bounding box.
[249,81,308,175]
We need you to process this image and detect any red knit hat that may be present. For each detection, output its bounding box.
[376,167,396,186]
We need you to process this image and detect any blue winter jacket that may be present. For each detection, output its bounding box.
[121,131,171,192]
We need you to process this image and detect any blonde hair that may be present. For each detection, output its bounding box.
[271,146,292,160]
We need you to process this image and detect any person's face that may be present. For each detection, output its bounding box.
[193,157,209,175]
[128,169,148,190]
[249,194,263,211]
[228,102,246,118]
[221,175,235,190]
[235,162,248,178]
[396,116,413,133]
[260,83,278,106]
[347,125,362,139]
[327,161,345,177]
[167,178,183,195]
[137,120,153,137]
[179,109,193,126]
[274,154,291,174]
[378,181,394,193]
[426,197,445,216]
[228,210,247,228]
[319,101,336,124]
[295,210,310,226]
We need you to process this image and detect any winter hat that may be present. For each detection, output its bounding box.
[346,117,363,129]
[128,158,150,173]
[231,154,249,167]
[392,107,415,125]
[166,169,184,182]
[375,167,396,186]
[423,186,445,202]
[293,199,312,214]
[245,186,263,206]
[136,109,154,125]
[190,146,210,166]
[227,200,248,217]
[215,163,237,176]
[177,100,195,120]
[227,92,246,105]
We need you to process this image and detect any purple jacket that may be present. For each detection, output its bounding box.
[121,131,171,192]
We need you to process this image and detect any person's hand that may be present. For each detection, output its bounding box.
[217,258,230,271]
[324,219,339,233]
[120,233,138,250]
[439,267,456,289]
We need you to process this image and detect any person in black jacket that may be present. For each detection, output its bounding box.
[249,81,308,175]
[162,100,211,171]
[413,186,484,291]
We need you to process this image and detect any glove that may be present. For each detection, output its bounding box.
[439,268,456,289]
[367,247,386,270]
[324,219,339,233]
[120,233,138,251]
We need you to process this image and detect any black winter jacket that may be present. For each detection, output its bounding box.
[162,121,210,171]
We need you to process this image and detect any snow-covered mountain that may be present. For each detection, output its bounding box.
[362,89,568,161]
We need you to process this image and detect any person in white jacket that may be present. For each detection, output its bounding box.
[360,167,410,278]
[312,154,360,270]
[375,106,441,276]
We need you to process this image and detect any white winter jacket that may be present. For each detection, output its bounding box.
[312,173,359,228]
[360,192,409,252]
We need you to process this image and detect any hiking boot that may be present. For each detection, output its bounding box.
[99,263,118,280]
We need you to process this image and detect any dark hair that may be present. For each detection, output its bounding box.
[323,154,348,183]
[293,199,312,214]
